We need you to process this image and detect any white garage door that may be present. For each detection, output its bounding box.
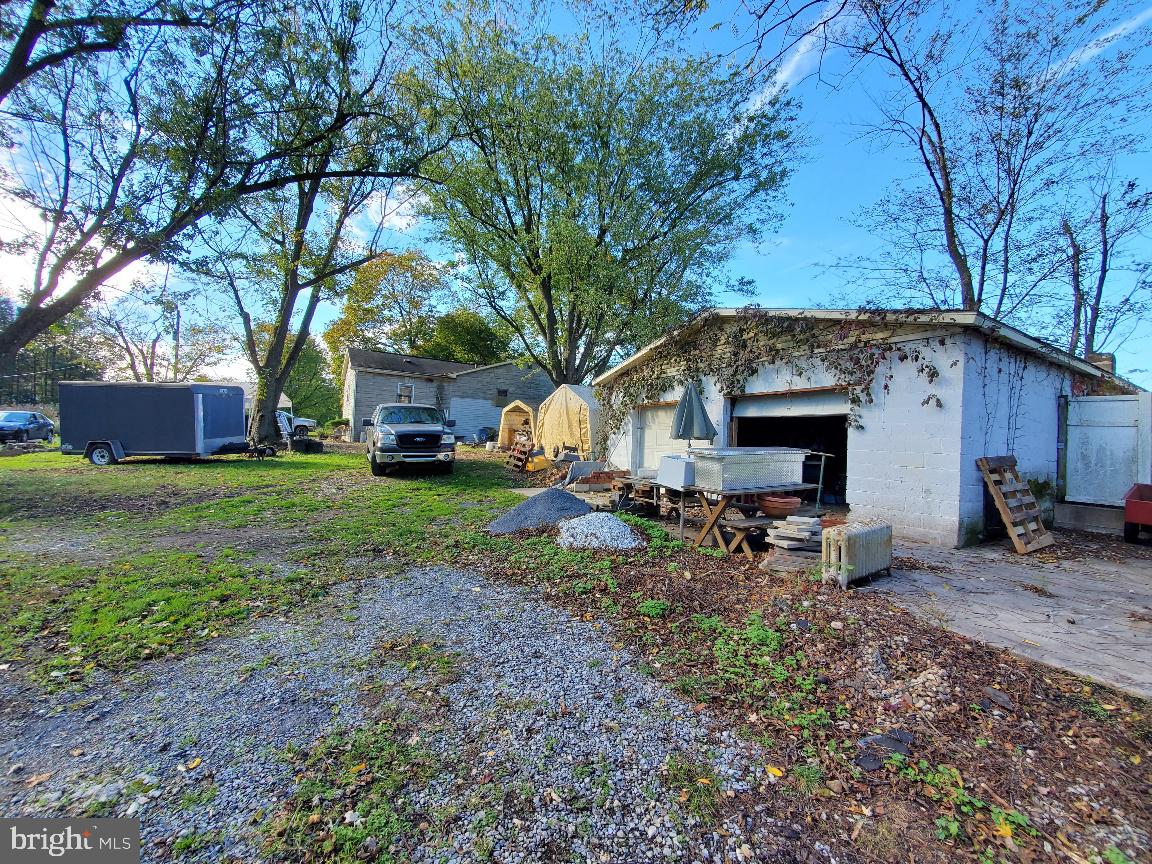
[637,405,688,473]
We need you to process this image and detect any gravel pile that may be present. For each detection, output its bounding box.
[556,512,644,550]
[487,487,590,534]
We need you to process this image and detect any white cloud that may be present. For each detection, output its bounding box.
[761,0,846,99]
[366,185,427,234]
[1046,4,1152,78]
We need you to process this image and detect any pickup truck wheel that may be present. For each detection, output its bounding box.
[436,461,454,475]
[88,444,117,466]
[294,425,310,437]
[369,453,388,477]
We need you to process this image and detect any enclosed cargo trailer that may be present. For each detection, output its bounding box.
[59,382,250,464]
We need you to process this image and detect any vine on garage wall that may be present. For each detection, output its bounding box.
[594,307,955,452]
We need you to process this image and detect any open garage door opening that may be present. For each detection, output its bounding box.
[732,414,849,504]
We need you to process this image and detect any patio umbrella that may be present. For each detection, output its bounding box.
[671,381,718,444]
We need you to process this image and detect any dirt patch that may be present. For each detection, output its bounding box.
[449,523,1152,864]
[892,555,952,574]
[4,483,267,520]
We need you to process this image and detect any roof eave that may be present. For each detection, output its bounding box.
[592,308,1114,387]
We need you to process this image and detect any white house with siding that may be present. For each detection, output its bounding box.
[341,348,554,441]
[594,309,1141,547]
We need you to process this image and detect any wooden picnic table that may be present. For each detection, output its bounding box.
[680,482,819,559]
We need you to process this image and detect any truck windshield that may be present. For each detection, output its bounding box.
[378,406,443,425]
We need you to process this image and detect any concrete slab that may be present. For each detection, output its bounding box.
[862,538,1152,699]
[1054,501,1125,535]
[511,487,549,497]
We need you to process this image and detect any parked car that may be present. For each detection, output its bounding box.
[0,410,54,442]
[362,403,456,476]
[276,410,317,438]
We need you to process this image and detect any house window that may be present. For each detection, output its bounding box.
[397,383,414,404]
[497,389,508,399]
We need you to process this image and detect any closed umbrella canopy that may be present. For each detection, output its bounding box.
[671,382,718,442]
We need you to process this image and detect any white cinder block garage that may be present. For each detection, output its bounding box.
[595,309,1132,547]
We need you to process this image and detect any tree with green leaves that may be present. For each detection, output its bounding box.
[0,0,440,364]
[411,16,797,385]
[415,309,510,365]
[189,0,445,444]
[255,331,341,424]
[0,299,104,404]
[87,283,232,382]
[0,0,224,106]
[322,249,451,373]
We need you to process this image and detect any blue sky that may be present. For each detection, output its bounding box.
[3,0,1147,387]
[693,0,1152,387]
[357,0,1152,386]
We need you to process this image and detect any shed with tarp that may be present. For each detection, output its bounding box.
[536,384,600,459]
[497,399,537,448]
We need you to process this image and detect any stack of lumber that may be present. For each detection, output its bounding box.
[763,516,822,552]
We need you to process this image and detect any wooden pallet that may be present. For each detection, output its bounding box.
[506,441,533,472]
[976,455,1054,554]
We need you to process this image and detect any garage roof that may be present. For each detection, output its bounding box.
[592,308,1120,387]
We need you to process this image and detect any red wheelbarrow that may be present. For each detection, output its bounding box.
[1124,483,1152,543]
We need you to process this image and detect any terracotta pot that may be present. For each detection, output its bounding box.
[757,495,802,518]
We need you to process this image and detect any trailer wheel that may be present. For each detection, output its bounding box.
[1125,522,1141,543]
[88,444,117,466]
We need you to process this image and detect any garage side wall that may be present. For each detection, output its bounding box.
[958,334,1070,543]
[846,337,967,545]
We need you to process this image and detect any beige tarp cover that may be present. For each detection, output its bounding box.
[535,384,600,458]
[497,400,537,448]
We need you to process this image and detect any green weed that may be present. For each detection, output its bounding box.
[267,720,436,863]
[0,548,321,681]
[664,752,721,824]
[636,599,671,618]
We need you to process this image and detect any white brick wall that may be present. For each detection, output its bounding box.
[957,332,1070,542]
[842,335,967,545]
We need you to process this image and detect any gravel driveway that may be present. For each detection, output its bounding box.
[0,565,803,864]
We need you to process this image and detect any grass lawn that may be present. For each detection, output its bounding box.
[1,448,1147,864]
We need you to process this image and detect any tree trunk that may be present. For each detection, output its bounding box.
[250,373,287,446]
[1061,218,1083,355]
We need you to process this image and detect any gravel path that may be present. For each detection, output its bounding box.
[0,566,805,863]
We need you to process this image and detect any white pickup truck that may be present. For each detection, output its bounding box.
[276,410,318,438]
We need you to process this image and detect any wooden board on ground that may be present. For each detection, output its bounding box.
[976,455,1055,555]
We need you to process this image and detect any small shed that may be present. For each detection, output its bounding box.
[497,399,537,448]
[536,384,600,459]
